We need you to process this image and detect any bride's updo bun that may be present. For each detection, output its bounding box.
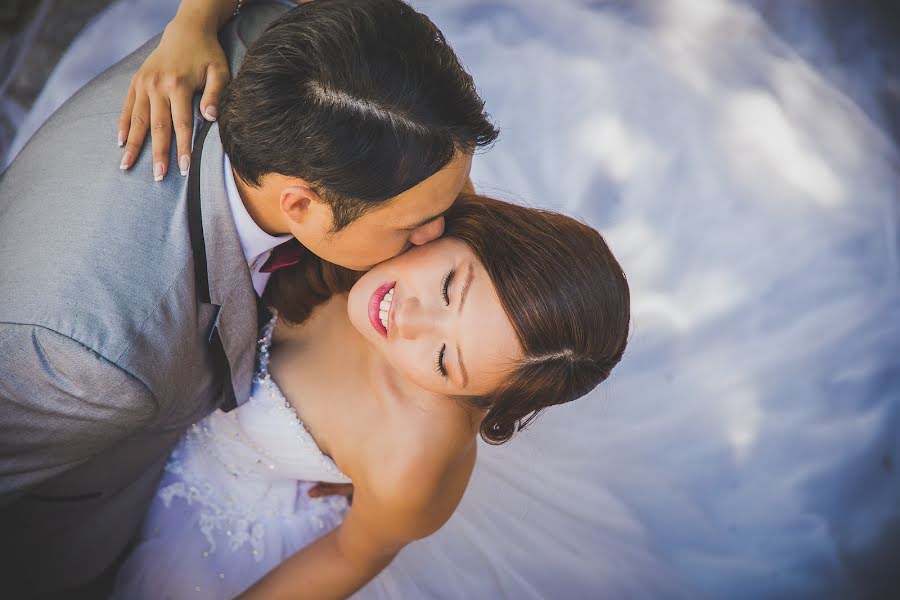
[442,195,630,443]
[265,194,630,444]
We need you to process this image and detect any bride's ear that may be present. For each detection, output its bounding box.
[280,183,324,226]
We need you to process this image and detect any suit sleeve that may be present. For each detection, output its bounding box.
[0,323,158,506]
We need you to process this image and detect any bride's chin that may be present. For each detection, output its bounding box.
[346,282,373,339]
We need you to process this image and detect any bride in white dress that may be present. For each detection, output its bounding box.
[112,194,631,598]
[10,0,900,598]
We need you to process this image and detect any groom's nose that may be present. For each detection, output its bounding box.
[408,216,445,246]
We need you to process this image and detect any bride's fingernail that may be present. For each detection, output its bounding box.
[179,155,190,176]
[119,151,132,170]
[117,130,125,147]
[154,162,165,181]
[203,106,217,121]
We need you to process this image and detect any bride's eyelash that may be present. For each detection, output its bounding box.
[434,269,454,378]
[440,268,455,306]
[435,344,448,378]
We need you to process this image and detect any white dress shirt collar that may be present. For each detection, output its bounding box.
[223,153,292,295]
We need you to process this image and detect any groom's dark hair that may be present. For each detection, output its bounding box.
[218,0,498,230]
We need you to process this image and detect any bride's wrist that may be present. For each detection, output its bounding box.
[164,13,220,41]
[170,0,239,37]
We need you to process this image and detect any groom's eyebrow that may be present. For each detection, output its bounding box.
[403,211,446,231]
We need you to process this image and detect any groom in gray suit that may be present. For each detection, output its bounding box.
[0,1,495,596]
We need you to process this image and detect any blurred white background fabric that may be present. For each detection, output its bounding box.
[6,1,900,598]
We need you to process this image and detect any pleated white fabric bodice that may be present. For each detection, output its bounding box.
[148,315,351,564]
[172,314,349,487]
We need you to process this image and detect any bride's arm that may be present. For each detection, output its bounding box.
[236,472,462,599]
[117,0,310,180]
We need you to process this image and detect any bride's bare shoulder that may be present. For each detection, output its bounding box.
[353,395,479,527]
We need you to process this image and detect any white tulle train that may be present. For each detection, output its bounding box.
[11,1,900,598]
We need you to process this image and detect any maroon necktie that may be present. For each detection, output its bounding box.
[259,239,306,273]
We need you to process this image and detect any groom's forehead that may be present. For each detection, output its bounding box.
[382,151,473,227]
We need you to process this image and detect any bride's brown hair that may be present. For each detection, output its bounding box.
[265,194,630,444]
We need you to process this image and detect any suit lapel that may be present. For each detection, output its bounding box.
[197,123,258,410]
[185,1,295,410]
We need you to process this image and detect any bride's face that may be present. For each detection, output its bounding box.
[347,238,522,397]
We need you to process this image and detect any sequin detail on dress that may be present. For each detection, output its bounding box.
[254,314,350,482]
[155,313,351,563]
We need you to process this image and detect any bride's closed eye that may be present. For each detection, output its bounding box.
[434,268,456,378]
[440,268,455,306]
[435,344,448,378]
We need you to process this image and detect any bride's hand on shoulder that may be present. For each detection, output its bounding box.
[115,1,326,181]
[117,15,229,180]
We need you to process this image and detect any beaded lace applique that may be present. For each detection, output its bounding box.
[254,314,351,482]
[156,313,350,562]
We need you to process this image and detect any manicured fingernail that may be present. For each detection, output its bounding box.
[117,130,125,147]
[179,155,190,176]
[154,162,164,181]
[119,151,132,170]
[203,106,217,121]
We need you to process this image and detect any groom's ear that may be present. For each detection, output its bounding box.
[279,183,324,226]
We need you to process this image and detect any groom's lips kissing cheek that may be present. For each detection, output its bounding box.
[368,281,396,337]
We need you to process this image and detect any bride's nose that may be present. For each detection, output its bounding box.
[394,296,437,340]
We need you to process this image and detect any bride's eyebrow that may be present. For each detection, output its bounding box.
[455,263,474,388]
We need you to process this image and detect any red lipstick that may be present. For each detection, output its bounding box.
[368,281,395,337]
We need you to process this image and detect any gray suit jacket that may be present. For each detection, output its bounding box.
[0,3,290,595]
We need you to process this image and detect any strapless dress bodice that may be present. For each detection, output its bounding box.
[150,315,351,566]
[173,314,350,485]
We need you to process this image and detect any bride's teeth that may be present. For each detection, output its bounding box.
[377,286,394,331]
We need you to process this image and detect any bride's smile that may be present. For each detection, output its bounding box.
[366,281,395,336]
